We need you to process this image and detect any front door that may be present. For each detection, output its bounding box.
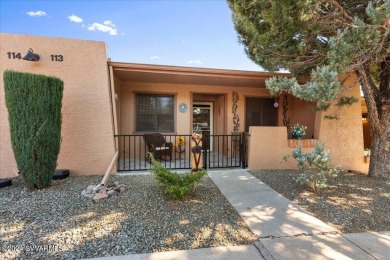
[193,102,213,150]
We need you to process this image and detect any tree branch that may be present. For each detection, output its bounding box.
[319,0,354,23]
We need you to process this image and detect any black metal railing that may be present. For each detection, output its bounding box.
[114,133,247,171]
[201,132,247,169]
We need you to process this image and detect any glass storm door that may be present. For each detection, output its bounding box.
[193,103,213,151]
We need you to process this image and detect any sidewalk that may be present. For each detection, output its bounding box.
[209,170,389,260]
[91,169,389,260]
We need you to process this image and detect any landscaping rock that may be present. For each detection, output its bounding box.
[93,189,108,201]
[81,185,96,199]
[82,182,126,200]
[108,190,119,197]
[81,192,95,199]
[0,175,258,260]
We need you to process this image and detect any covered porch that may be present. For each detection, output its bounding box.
[107,62,366,172]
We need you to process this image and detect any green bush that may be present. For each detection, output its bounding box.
[149,155,206,199]
[4,70,63,189]
[287,141,339,192]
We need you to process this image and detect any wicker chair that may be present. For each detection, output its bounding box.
[143,133,173,160]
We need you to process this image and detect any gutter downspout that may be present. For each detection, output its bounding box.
[98,64,119,187]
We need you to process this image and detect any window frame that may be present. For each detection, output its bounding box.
[135,93,175,132]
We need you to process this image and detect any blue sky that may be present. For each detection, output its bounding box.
[0,0,263,71]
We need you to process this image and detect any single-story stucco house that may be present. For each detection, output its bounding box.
[0,33,369,179]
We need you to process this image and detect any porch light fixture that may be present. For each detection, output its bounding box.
[273,97,279,108]
[22,48,40,61]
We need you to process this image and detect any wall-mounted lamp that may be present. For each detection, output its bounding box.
[273,97,279,108]
[22,48,40,61]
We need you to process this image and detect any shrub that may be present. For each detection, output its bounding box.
[287,141,339,192]
[4,70,63,189]
[149,154,206,199]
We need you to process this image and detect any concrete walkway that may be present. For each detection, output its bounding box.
[91,169,390,260]
[208,170,336,238]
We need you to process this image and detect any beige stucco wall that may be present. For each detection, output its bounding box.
[0,33,116,178]
[317,79,368,172]
[248,127,313,169]
[248,77,368,173]
[119,81,275,135]
[290,98,316,139]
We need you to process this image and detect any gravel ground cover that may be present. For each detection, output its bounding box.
[250,169,390,233]
[0,175,258,260]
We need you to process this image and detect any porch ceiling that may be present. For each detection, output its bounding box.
[109,62,291,88]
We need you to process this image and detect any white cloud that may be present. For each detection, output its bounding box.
[88,22,118,36]
[27,11,46,17]
[103,21,116,27]
[68,14,83,23]
[150,56,160,60]
[187,59,202,65]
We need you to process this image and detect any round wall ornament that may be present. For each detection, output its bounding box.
[178,103,188,113]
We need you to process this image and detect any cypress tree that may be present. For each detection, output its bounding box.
[4,70,63,189]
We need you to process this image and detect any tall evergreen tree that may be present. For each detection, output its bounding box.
[228,0,390,179]
[4,71,63,189]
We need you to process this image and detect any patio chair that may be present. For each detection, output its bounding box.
[143,133,173,160]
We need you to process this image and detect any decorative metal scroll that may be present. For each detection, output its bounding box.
[191,133,202,172]
[232,91,240,132]
[282,94,290,129]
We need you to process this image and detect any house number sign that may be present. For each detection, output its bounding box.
[6,52,64,62]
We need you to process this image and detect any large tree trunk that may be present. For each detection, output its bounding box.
[369,130,390,179]
[357,57,390,180]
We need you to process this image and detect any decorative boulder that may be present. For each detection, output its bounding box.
[81,185,96,199]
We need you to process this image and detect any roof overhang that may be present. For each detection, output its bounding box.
[108,62,291,88]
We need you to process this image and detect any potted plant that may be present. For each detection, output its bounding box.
[291,123,307,139]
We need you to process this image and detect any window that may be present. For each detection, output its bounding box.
[245,97,277,132]
[136,94,174,132]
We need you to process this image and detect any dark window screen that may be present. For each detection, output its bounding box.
[136,94,174,132]
[245,97,277,132]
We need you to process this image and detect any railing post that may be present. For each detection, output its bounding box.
[240,132,247,169]
[115,136,120,171]
[202,132,209,169]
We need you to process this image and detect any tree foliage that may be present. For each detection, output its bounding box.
[229,0,390,179]
[4,70,64,189]
[286,141,340,192]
